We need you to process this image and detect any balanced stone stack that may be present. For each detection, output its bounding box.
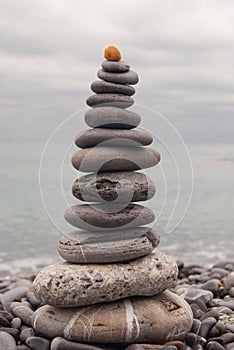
[32,46,193,346]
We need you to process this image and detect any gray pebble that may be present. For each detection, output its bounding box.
[97,68,139,85]
[0,287,29,312]
[229,286,234,297]
[0,309,13,327]
[51,336,115,349]
[16,346,31,350]
[102,60,130,72]
[201,279,220,295]
[206,341,225,350]
[25,291,40,309]
[223,272,234,290]
[209,299,234,310]
[0,328,19,343]
[19,327,35,343]
[91,80,135,95]
[225,343,234,350]
[85,106,141,129]
[26,336,50,350]
[199,316,217,338]
[191,318,201,333]
[10,317,22,330]
[176,287,213,304]
[86,93,134,108]
[0,331,16,350]
[200,309,219,321]
[10,302,34,326]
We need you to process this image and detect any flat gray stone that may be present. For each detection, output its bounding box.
[86,93,134,108]
[10,302,34,327]
[64,203,155,230]
[32,290,192,343]
[26,336,50,350]
[0,331,16,350]
[72,171,156,202]
[0,287,29,312]
[91,80,135,95]
[33,253,178,307]
[102,60,130,73]
[71,146,161,172]
[51,337,115,350]
[98,69,139,85]
[75,128,153,148]
[85,106,141,129]
[58,227,160,263]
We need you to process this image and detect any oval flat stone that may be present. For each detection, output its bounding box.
[33,252,178,307]
[75,129,153,148]
[51,337,115,350]
[86,93,134,108]
[64,203,155,230]
[85,107,141,129]
[72,171,155,202]
[71,146,160,172]
[102,60,130,73]
[91,80,135,95]
[32,290,192,343]
[98,69,139,85]
[58,227,160,263]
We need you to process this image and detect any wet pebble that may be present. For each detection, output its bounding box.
[10,302,34,326]
[0,331,16,350]
[0,287,29,312]
[199,317,217,338]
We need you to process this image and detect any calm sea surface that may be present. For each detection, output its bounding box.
[0,142,233,275]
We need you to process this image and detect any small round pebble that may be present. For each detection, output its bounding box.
[10,302,34,326]
[0,331,16,350]
[104,45,121,61]
[10,317,21,330]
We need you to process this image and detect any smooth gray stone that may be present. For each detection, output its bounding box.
[199,317,217,338]
[71,146,161,172]
[176,287,213,304]
[0,328,19,343]
[33,253,178,307]
[19,327,35,342]
[16,346,31,350]
[75,128,153,148]
[58,227,160,263]
[102,60,130,72]
[10,317,21,330]
[26,336,50,350]
[10,302,34,326]
[51,337,116,349]
[0,287,29,312]
[0,309,13,327]
[91,80,135,95]
[86,93,134,108]
[72,171,155,202]
[98,69,139,85]
[31,290,192,343]
[64,203,155,230]
[0,331,16,350]
[26,291,41,309]
[85,106,141,129]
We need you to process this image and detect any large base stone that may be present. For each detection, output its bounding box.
[32,290,193,344]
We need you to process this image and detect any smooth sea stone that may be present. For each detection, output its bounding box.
[72,171,155,202]
[91,80,135,95]
[75,129,153,148]
[11,302,34,327]
[58,227,160,263]
[71,146,160,172]
[102,60,130,72]
[0,331,16,350]
[64,203,155,230]
[0,287,29,312]
[33,252,178,307]
[98,69,139,85]
[32,290,192,343]
[51,337,120,349]
[86,94,134,108]
[85,106,141,129]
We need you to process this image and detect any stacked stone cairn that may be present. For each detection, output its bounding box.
[32,46,193,347]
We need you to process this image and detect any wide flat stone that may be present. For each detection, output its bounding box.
[32,290,192,343]
[85,107,141,129]
[75,129,153,148]
[91,80,135,95]
[98,69,139,85]
[51,337,117,350]
[102,60,130,73]
[58,227,160,263]
[72,171,156,202]
[33,253,178,308]
[86,94,134,108]
[0,331,16,350]
[64,203,155,230]
[71,146,160,172]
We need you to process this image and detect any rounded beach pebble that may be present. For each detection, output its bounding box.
[32,252,178,307]
[86,93,134,108]
[31,290,192,343]
[98,68,139,85]
[102,60,130,73]
[0,331,16,350]
[91,80,135,95]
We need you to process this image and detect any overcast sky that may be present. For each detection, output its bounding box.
[1,0,234,143]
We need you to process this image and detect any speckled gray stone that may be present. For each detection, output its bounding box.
[102,60,130,73]
[85,107,141,129]
[86,93,134,108]
[64,203,155,230]
[32,290,192,343]
[33,252,178,307]
[58,227,160,263]
[72,171,155,202]
[71,146,160,172]
[75,129,153,148]
[91,80,135,96]
[98,69,139,85]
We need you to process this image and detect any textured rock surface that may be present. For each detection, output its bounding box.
[85,107,141,129]
[72,171,155,202]
[33,253,178,307]
[91,80,135,95]
[58,227,160,263]
[71,146,160,172]
[86,93,134,108]
[32,290,192,343]
[64,203,155,230]
[97,69,139,85]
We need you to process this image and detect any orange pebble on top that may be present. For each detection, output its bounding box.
[104,46,121,61]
